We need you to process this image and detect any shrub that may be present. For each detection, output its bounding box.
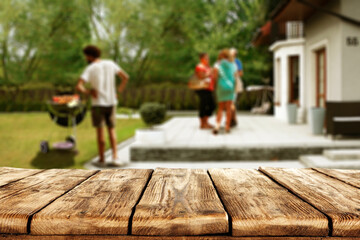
[139,102,166,128]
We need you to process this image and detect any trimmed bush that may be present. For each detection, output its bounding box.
[139,102,166,127]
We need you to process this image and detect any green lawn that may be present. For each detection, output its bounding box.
[0,113,144,169]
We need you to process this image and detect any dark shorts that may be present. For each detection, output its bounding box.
[195,90,215,118]
[91,106,116,128]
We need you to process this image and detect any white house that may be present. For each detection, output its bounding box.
[253,0,360,123]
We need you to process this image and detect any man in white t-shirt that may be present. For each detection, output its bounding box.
[76,45,129,168]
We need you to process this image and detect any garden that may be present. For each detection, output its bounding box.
[0,0,277,169]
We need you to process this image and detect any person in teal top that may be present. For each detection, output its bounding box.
[213,49,237,134]
[216,59,237,102]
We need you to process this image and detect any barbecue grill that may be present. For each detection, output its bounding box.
[40,95,88,153]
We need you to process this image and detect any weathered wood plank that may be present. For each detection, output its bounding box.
[8,235,360,240]
[314,168,360,189]
[0,169,96,234]
[0,167,43,187]
[31,169,153,235]
[259,168,360,237]
[0,235,330,240]
[208,169,328,236]
[132,168,228,236]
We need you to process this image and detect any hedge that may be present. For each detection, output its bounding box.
[0,84,264,112]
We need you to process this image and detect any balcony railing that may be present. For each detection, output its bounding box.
[286,21,304,39]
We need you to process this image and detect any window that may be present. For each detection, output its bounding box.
[316,49,326,108]
[289,56,300,104]
[275,58,282,105]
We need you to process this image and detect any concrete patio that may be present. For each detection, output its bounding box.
[85,115,360,170]
[130,115,360,161]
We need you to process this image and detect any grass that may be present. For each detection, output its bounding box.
[0,113,144,169]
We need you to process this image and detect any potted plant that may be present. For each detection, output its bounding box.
[309,106,325,135]
[287,102,298,124]
[135,102,167,144]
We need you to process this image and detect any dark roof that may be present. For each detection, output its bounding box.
[272,0,331,22]
[269,0,290,19]
[252,0,331,46]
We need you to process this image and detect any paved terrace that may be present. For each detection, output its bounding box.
[130,116,360,161]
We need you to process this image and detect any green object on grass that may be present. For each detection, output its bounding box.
[139,103,167,127]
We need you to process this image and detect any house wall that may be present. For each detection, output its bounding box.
[270,40,305,122]
[304,0,342,114]
[340,0,360,100]
[269,0,360,123]
[304,0,360,106]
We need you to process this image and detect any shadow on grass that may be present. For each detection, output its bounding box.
[31,150,77,169]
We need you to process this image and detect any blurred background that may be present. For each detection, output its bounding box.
[0,0,277,112]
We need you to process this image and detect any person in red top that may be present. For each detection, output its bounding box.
[194,53,215,129]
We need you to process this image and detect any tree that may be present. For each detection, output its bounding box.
[0,0,275,87]
[0,0,91,86]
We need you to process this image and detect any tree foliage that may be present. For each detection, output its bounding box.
[0,0,90,86]
[0,0,277,87]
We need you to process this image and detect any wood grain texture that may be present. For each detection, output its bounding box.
[259,168,360,237]
[132,168,228,236]
[31,169,153,235]
[208,169,328,236]
[0,169,96,234]
[314,168,360,189]
[0,167,43,187]
[0,235,329,240]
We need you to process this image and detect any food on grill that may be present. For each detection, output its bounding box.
[52,94,80,104]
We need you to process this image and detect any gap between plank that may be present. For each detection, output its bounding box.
[0,169,47,189]
[26,170,101,234]
[258,168,333,237]
[207,170,232,236]
[0,235,357,239]
[312,168,360,190]
[127,169,154,236]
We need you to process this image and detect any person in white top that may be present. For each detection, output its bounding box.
[229,48,244,128]
[76,45,129,168]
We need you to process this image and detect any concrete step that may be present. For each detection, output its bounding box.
[300,155,360,169]
[130,145,329,162]
[323,149,360,161]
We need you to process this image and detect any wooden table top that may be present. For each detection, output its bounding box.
[0,167,360,239]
